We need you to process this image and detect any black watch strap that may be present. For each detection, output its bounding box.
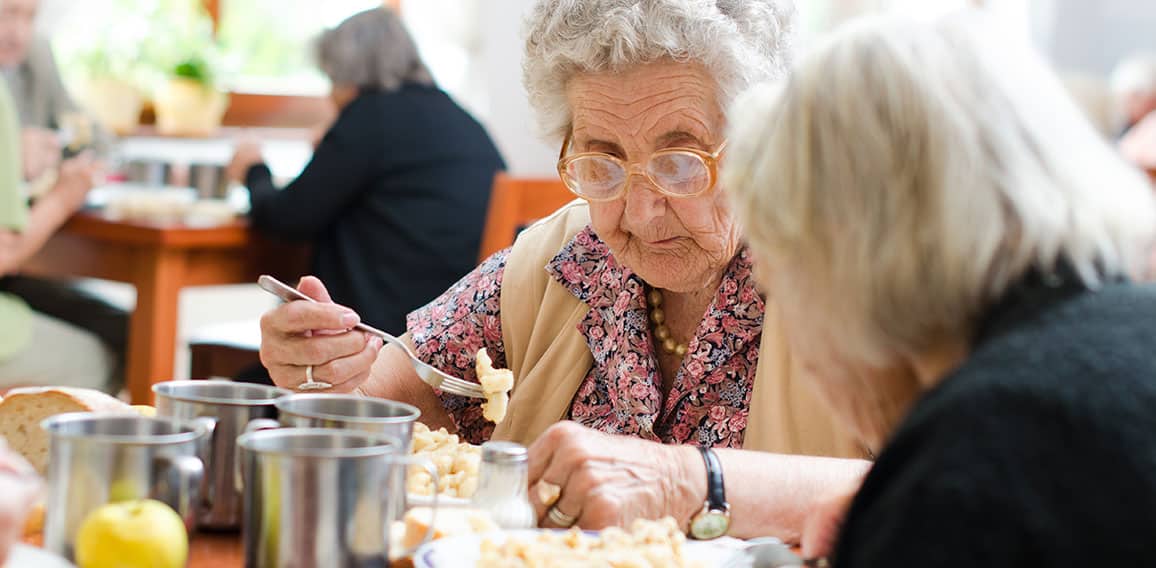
[698,445,727,511]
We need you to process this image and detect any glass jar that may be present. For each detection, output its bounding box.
[470,441,537,529]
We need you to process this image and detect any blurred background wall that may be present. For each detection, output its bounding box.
[32,0,1156,175]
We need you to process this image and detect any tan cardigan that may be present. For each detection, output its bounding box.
[491,201,865,458]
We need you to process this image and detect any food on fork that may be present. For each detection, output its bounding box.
[0,386,132,473]
[475,348,513,423]
[408,422,482,499]
[478,517,703,568]
[536,481,562,508]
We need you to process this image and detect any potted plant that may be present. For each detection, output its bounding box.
[153,56,229,137]
[64,33,148,135]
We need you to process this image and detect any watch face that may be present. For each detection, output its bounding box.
[690,511,729,540]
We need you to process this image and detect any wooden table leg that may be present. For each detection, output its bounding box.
[127,248,187,404]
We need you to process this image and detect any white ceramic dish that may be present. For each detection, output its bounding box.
[407,493,472,508]
[413,529,743,568]
[4,544,75,568]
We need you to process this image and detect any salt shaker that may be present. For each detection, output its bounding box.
[470,441,537,529]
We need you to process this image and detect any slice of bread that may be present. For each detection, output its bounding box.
[0,387,131,474]
[401,507,499,551]
[22,501,44,537]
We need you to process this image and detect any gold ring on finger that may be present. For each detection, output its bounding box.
[546,505,578,528]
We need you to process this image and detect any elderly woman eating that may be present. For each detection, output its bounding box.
[229,7,504,337]
[725,13,1156,565]
[259,0,870,541]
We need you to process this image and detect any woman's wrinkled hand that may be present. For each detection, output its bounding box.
[527,422,702,531]
[20,127,60,181]
[259,276,383,392]
[0,442,41,566]
[800,472,863,560]
[227,136,265,183]
[51,152,101,213]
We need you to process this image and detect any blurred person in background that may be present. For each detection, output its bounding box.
[1110,52,1156,137]
[0,68,112,390]
[228,7,505,338]
[0,0,85,181]
[0,0,126,392]
[727,12,1156,565]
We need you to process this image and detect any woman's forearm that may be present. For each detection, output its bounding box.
[0,191,73,276]
[676,448,870,542]
[358,342,458,432]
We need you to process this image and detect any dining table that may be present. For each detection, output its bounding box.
[23,528,420,567]
[20,530,240,564]
[21,211,308,404]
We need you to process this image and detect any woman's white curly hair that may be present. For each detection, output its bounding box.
[522,0,797,141]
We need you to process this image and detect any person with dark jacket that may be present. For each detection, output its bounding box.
[725,12,1156,566]
[228,6,505,335]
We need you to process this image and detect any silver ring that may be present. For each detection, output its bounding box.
[297,365,332,391]
[545,505,578,528]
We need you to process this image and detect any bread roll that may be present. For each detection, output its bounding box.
[22,502,44,537]
[401,507,499,551]
[0,387,131,474]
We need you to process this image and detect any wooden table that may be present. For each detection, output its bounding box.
[23,212,307,404]
[22,531,241,565]
[189,533,244,565]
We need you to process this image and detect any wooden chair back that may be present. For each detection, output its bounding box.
[478,172,574,262]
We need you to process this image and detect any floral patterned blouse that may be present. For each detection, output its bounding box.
[407,226,766,448]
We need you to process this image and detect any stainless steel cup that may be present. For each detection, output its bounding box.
[188,163,231,199]
[236,428,438,568]
[41,413,210,560]
[272,394,421,452]
[270,394,422,521]
[153,380,291,530]
[122,159,174,187]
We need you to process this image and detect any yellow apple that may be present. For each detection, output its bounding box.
[75,499,188,568]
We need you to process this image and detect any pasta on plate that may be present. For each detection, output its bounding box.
[477,518,705,568]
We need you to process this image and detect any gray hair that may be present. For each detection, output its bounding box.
[316,7,434,91]
[725,12,1156,365]
[1110,52,1156,96]
[522,0,797,140]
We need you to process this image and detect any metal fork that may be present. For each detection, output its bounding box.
[257,275,486,399]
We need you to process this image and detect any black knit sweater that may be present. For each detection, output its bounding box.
[246,84,505,334]
[834,274,1156,566]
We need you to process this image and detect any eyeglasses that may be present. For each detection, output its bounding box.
[556,132,726,202]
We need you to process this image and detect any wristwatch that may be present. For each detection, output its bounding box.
[688,445,730,540]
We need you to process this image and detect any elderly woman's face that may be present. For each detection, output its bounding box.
[567,61,739,293]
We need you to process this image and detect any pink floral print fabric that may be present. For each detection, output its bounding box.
[407,226,765,448]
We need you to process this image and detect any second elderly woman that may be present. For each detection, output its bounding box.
[726,12,1156,565]
[258,0,874,541]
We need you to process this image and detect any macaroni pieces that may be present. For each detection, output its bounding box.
[476,348,513,424]
[477,517,704,568]
[408,422,482,498]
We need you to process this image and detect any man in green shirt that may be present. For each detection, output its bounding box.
[0,0,127,388]
[0,76,112,390]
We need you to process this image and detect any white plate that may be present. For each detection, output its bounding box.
[407,493,472,508]
[413,529,743,568]
[4,544,75,568]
